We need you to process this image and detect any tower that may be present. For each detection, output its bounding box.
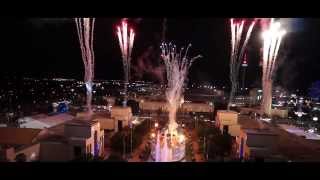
[241,53,248,91]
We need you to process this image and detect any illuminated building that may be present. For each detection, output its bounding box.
[271,108,288,118]
[249,88,263,105]
[215,110,240,137]
[110,106,133,132]
[233,113,279,160]
[240,53,248,91]
[40,119,104,161]
[233,95,253,107]
[236,128,278,160]
[64,120,104,157]
[139,100,214,113]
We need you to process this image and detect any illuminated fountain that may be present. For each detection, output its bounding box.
[151,42,201,162]
[152,128,186,162]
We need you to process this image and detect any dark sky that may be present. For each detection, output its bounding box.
[1,18,320,93]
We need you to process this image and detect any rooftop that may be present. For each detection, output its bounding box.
[32,113,74,126]
[0,127,42,146]
[20,113,74,129]
[39,134,68,143]
[244,128,278,136]
[238,115,266,130]
[65,119,98,127]
[217,110,238,114]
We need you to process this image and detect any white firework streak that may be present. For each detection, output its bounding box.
[261,18,286,116]
[160,42,201,137]
[75,18,95,116]
[228,19,255,110]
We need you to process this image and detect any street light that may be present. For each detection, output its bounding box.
[123,135,126,159]
[151,132,156,138]
[313,116,318,122]
[155,122,159,128]
[194,116,198,129]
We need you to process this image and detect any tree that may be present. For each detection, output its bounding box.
[110,132,126,152]
[157,108,162,117]
[72,153,103,162]
[206,128,233,160]
[15,153,27,162]
[105,153,127,162]
[219,133,233,156]
[127,100,140,115]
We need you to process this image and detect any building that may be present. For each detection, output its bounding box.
[249,88,263,105]
[110,106,133,132]
[215,110,241,137]
[64,119,104,158]
[233,114,279,160]
[139,100,214,114]
[236,128,278,160]
[215,110,280,160]
[75,105,134,133]
[39,119,104,161]
[233,95,253,107]
[94,116,115,131]
[271,108,288,118]
[139,100,168,112]
[105,96,116,111]
[0,127,42,162]
[239,107,288,119]
[180,102,214,113]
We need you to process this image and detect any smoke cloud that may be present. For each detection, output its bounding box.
[132,46,165,83]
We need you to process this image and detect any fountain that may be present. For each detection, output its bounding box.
[151,127,186,162]
[150,42,201,162]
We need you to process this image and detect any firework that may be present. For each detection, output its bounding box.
[75,18,95,115]
[228,19,255,110]
[160,42,201,136]
[261,19,286,116]
[117,19,135,106]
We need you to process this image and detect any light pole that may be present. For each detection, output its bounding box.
[155,122,159,129]
[206,138,209,160]
[130,123,133,157]
[203,136,206,158]
[123,134,126,159]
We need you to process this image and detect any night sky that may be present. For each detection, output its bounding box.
[1,18,320,94]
